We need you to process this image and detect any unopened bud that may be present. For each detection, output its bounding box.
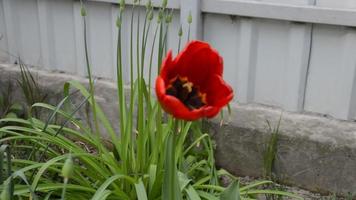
[162,0,167,8]
[178,25,183,37]
[80,6,87,17]
[120,0,125,11]
[146,0,152,10]
[187,12,192,24]
[62,155,74,179]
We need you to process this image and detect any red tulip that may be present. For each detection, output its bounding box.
[155,40,233,121]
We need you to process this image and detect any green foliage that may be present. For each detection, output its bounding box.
[17,63,47,119]
[263,116,291,200]
[220,180,240,200]
[0,62,47,126]
[263,117,281,180]
[0,82,20,120]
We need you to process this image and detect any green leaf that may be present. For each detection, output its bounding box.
[44,191,54,200]
[0,145,8,184]
[4,112,17,119]
[240,180,273,192]
[91,174,133,200]
[197,191,219,200]
[42,95,69,132]
[162,132,182,200]
[148,164,157,193]
[135,178,148,200]
[12,171,38,200]
[242,189,303,200]
[178,171,191,191]
[185,185,201,200]
[9,103,23,115]
[220,180,240,200]
[0,179,11,200]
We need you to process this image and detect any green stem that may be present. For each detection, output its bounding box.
[116,10,128,179]
[177,36,181,53]
[82,10,100,138]
[162,119,182,200]
[136,1,145,173]
[157,20,164,71]
[187,23,191,42]
[140,10,148,78]
[61,178,68,200]
[128,2,136,175]
[162,25,169,57]
[148,24,159,97]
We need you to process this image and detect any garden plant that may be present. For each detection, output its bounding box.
[0,0,303,199]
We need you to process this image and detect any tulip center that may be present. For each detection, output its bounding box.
[166,76,207,110]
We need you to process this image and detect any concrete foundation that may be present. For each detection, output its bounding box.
[1,64,356,196]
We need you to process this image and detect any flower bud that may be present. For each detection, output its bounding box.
[120,0,125,11]
[80,6,87,17]
[146,0,152,10]
[178,25,183,37]
[187,12,192,24]
[120,0,125,12]
[162,0,167,8]
[62,155,74,179]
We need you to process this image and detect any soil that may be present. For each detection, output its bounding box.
[228,176,352,200]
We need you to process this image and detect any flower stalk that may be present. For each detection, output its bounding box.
[162,119,182,200]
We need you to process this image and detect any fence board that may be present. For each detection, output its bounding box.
[87,1,115,79]
[203,13,241,101]
[73,1,87,76]
[2,0,17,64]
[1,0,356,120]
[47,0,77,73]
[9,0,42,66]
[0,0,8,63]
[304,25,356,120]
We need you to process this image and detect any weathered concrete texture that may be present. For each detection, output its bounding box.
[0,64,122,136]
[1,64,356,196]
[210,104,356,195]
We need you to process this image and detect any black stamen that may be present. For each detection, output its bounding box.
[166,76,206,110]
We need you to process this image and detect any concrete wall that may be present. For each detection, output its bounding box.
[2,63,356,195]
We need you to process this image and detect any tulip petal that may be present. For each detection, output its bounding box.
[206,75,234,107]
[161,95,205,120]
[203,106,220,118]
[155,40,233,121]
[156,76,204,120]
[160,50,175,83]
[173,41,223,88]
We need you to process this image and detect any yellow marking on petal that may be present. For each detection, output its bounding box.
[169,76,178,83]
[183,82,193,93]
[199,93,207,104]
[180,76,188,82]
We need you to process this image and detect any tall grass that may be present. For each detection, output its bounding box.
[0,0,302,199]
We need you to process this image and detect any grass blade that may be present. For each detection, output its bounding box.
[135,178,148,200]
[220,180,241,200]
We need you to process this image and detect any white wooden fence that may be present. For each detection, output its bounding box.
[1,0,356,121]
